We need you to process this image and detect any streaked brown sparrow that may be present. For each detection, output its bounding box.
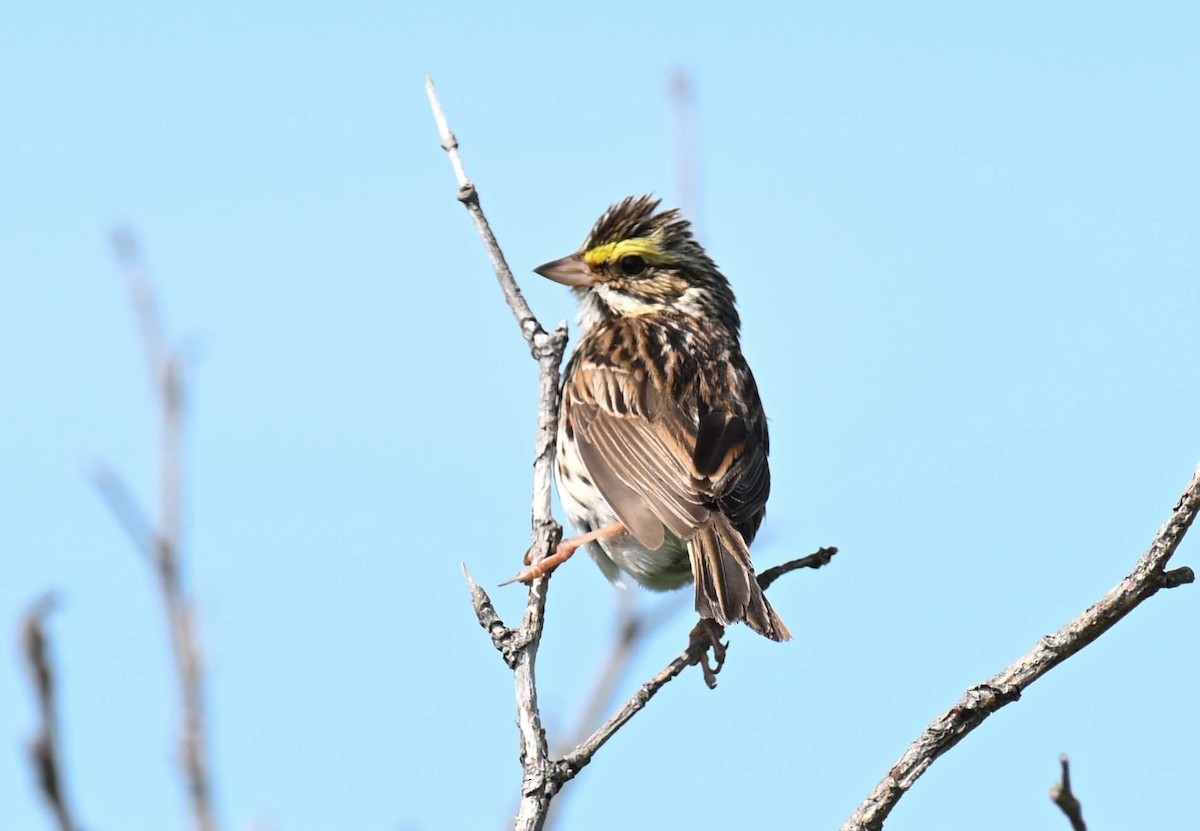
[513,196,789,642]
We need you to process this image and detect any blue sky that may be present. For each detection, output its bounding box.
[3,3,1198,830]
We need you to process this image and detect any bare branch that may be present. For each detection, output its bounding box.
[90,462,156,559]
[21,594,80,831]
[427,76,568,831]
[98,232,218,831]
[842,463,1199,831]
[110,227,167,388]
[425,76,551,353]
[556,628,716,783]
[1050,754,1087,831]
[545,545,833,788]
[757,546,838,591]
[542,592,686,824]
[462,564,521,668]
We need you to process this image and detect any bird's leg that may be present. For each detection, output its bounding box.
[500,522,627,586]
[688,618,728,689]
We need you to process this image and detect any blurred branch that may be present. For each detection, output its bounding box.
[543,551,837,828]
[95,231,218,831]
[556,621,722,779]
[555,546,837,782]
[111,227,167,388]
[90,462,156,559]
[842,463,1199,831]
[670,69,701,231]
[543,590,685,829]
[1050,754,1087,831]
[22,595,80,831]
[552,590,685,757]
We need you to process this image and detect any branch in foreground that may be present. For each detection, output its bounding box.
[842,463,1199,831]
[1050,755,1087,831]
[21,595,80,831]
[97,232,218,831]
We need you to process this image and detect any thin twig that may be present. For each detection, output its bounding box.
[111,227,167,389]
[842,463,1199,831]
[541,591,687,826]
[425,77,550,352]
[21,595,80,831]
[670,69,701,235]
[98,232,218,831]
[549,546,836,785]
[551,590,686,760]
[428,76,568,831]
[758,546,838,591]
[556,627,718,783]
[90,462,156,559]
[1050,754,1087,831]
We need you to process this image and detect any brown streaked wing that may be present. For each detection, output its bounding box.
[693,411,748,478]
[713,436,770,544]
[694,360,770,546]
[567,362,710,550]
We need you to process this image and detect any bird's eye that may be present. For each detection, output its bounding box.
[618,255,646,276]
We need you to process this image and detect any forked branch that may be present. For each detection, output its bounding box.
[427,76,567,831]
[94,232,218,831]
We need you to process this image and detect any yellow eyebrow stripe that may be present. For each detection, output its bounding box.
[582,238,677,267]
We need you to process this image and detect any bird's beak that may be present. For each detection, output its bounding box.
[534,255,595,287]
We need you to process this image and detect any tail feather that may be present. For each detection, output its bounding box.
[688,516,791,642]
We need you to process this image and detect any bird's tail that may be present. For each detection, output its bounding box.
[688,515,791,642]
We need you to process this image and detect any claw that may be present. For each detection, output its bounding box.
[688,618,728,689]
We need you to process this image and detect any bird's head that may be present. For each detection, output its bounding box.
[535,195,740,334]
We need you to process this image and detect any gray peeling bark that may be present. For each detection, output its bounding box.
[842,463,1198,831]
[426,77,567,831]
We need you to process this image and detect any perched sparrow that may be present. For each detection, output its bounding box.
[522,195,789,641]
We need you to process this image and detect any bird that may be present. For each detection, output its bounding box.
[508,195,790,642]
